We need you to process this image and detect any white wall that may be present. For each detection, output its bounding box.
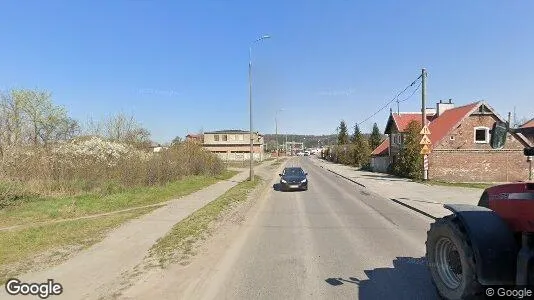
[371,156,390,173]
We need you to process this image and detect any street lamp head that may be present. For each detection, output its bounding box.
[262,35,271,39]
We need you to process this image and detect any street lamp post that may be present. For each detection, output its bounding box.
[249,35,271,181]
[275,108,284,157]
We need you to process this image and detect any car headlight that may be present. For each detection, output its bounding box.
[301,179,307,183]
[281,179,287,183]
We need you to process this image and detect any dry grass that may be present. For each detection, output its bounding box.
[148,176,261,267]
[0,141,225,208]
[0,207,155,284]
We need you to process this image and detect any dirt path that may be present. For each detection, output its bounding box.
[0,169,254,300]
[0,203,169,232]
[115,159,287,300]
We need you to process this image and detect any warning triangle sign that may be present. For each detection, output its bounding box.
[419,135,432,145]
[420,144,431,155]
[420,125,431,135]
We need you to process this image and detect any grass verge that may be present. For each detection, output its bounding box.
[148,176,262,268]
[0,171,237,228]
[0,206,155,284]
[425,180,492,189]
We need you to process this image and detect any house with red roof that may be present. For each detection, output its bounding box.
[515,118,534,145]
[371,100,531,182]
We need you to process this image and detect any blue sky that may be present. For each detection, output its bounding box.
[1,1,533,143]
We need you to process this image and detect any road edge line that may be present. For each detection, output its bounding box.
[390,198,437,220]
[318,165,367,188]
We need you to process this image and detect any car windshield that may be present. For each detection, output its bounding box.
[284,168,304,176]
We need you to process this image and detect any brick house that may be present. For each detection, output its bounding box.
[515,118,534,146]
[371,100,531,182]
[371,108,437,173]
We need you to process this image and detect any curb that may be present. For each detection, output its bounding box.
[318,165,366,188]
[390,198,437,220]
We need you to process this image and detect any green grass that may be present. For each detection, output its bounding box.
[425,180,493,189]
[0,171,237,228]
[148,176,262,267]
[0,207,155,284]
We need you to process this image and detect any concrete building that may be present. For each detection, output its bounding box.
[185,133,203,143]
[202,130,264,161]
[371,100,531,182]
[285,141,304,155]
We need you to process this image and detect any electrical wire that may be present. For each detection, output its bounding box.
[398,81,422,104]
[356,74,422,126]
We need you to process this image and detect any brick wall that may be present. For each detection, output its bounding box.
[430,114,530,182]
[429,150,529,182]
[435,114,525,150]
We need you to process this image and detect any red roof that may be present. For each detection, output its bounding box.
[386,113,436,133]
[427,102,480,145]
[392,114,422,132]
[371,139,389,156]
[520,118,534,129]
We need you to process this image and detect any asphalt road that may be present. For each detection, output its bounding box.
[188,157,440,300]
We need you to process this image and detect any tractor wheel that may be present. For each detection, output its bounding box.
[426,215,482,300]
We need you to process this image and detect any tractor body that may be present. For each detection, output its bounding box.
[426,147,534,299]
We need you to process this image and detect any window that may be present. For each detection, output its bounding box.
[474,127,489,143]
[222,134,228,141]
[393,134,401,145]
[450,136,455,141]
[214,135,219,141]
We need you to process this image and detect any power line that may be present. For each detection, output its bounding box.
[398,81,422,104]
[357,75,422,126]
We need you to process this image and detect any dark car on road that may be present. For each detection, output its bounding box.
[279,167,308,191]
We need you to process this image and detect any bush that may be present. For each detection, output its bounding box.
[0,139,224,198]
[0,181,33,209]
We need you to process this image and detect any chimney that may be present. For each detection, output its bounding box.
[437,99,455,116]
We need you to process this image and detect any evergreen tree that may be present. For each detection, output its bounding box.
[337,121,349,145]
[369,123,382,150]
[351,123,361,143]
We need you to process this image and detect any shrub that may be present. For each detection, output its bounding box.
[0,139,224,198]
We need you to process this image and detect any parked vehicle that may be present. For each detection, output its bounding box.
[425,146,534,299]
[279,167,308,191]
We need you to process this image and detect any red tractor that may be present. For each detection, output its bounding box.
[426,146,534,299]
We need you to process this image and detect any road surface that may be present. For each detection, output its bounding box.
[121,157,439,300]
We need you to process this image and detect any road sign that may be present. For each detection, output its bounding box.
[420,125,431,135]
[419,135,432,145]
[424,155,429,170]
[420,144,431,155]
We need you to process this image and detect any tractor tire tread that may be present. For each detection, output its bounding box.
[426,215,484,300]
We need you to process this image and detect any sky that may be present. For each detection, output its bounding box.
[1,0,533,144]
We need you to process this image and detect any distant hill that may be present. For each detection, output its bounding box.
[263,133,379,150]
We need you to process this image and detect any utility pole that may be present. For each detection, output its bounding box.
[421,68,428,181]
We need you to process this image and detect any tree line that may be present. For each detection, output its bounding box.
[321,119,423,180]
[0,88,153,157]
[321,120,382,169]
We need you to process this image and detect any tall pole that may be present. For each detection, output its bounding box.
[421,68,428,180]
[249,46,254,180]
[275,115,278,157]
[248,35,271,181]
